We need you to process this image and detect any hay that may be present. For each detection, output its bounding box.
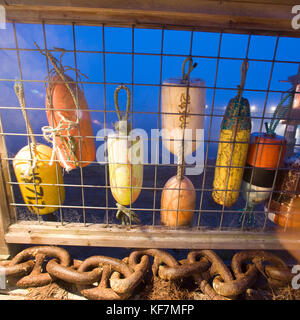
[25,282,69,300]
[137,276,194,300]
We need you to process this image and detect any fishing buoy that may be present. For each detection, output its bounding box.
[13,82,65,215]
[13,144,65,215]
[161,57,205,158]
[107,85,143,225]
[35,43,95,172]
[212,60,251,207]
[240,92,293,225]
[266,154,300,229]
[160,58,199,227]
[161,175,196,227]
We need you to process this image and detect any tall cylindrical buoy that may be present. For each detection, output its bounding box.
[161,77,205,158]
[212,60,251,207]
[13,144,65,215]
[107,126,143,207]
[266,154,300,229]
[107,85,143,225]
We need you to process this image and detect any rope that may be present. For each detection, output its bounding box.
[181,57,197,83]
[265,92,294,135]
[14,81,37,176]
[237,60,249,101]
[115,203,141,225]
[42,112,79,171]
[175,57,197,180]
[114,85,131,122]
[176,140,185,181]
[14,82,37,147]
[238,202,256,226]
[34,42,81,115]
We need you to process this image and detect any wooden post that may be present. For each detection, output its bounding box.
[0,113,16,258]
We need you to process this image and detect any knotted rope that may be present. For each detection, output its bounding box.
[14,81,37,177]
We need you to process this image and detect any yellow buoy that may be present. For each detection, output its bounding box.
[12,81,65,216]
[108,133,143,206]
[107,85,143,225]
[212,60,251,207]
[13,143,65,215]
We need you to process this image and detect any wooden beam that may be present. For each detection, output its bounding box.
[4,220,300,250]
[0,114,16,257]
[1,0,300,36]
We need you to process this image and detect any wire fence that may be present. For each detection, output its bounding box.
[0,21,299,238]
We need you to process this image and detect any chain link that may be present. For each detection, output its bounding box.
[0,246,293,300]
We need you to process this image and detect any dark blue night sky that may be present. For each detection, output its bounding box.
[0,23,300,160]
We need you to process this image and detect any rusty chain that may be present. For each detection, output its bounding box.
[0,246,294,300]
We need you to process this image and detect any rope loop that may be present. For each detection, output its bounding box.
[181,57,197,83]
[114,85,131,121]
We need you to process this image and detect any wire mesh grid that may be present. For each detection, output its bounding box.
[0,21,300,238]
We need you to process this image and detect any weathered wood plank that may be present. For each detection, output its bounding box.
[1,0,299,36]
[4,220,299,250]
[0,114,16,256]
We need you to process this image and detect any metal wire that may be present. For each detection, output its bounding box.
[0,21,299,244]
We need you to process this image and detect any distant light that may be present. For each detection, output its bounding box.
[205,104,208,109]
[270,105,276,112]
[250,105,257,112]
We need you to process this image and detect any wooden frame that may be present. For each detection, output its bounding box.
[0,0,300,255]
[5,220,300,250]
[1,0,300,36]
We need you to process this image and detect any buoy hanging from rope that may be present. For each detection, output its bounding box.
[266,153,300,229]
[240,92,293,225]
[13,81,65,215]
[212,60,251,207]
[107,85,143,225]
[160,144,196,227]
[34,42,95,172]
[160,58,199,227]
[161,57,205,158]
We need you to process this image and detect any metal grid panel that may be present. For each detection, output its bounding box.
[0,21,299,249]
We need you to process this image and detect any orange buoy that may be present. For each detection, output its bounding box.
[44,73,95,171]
[246,133,286,169]
[35,43,95,172]
[242,132,287,206]
[160,175,196,227]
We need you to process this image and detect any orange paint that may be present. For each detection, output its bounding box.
[160,175,196,227]
[46,73,95,170]
[247,133,286,169]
